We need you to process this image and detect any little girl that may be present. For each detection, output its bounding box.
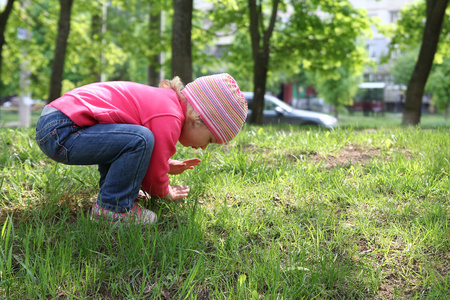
[35,74,247,225]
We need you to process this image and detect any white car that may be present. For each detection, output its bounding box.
[243,92,338,128]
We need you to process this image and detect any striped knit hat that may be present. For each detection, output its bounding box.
[181,73,248,144]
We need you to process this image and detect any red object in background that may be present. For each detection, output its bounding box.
[281,83,293,104]
[305,86,316,97]
[279,84,316,104]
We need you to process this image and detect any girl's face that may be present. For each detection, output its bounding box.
[179,123,217,150]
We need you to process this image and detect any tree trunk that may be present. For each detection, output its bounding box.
[148,2,163,87]
[48,0,74,103]
[402,0,449,125]
[171,0,192,83]
[248,0,279,125]
[90,13,102,82]
[251,53,269,125]
[0,0,16,80]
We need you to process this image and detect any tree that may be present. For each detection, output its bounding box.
[171,0,193,83]
[48,0,74,102]
[396,0,450,125]
[248,0,279,124]
[147,1,164,86]
[0,0,16,83]
[2,0,60,99]
[88,4,103,82]
[2,0,166,100]
[203,0,370,124]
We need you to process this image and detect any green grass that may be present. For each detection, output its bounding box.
[1,117,449,299]
[338,112,450,129]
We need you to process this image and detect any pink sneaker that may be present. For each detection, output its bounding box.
[90,202,157,225]
[135,190,149,203]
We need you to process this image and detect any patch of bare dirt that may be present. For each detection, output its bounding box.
[288,144,382,168]
[319,145,381,168]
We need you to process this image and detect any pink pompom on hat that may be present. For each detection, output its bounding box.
[181,73,248,144]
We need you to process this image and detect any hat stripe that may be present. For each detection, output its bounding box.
[181,73,247,143]
[189,81,232,140]
[213,76,246,131]
[201,78,240,138]
[208,81,244,141]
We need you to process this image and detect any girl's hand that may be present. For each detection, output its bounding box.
[168,158,201,175]
[168,185,190,200]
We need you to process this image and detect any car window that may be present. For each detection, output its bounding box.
[265,95,294,112]
[264,99,278,111]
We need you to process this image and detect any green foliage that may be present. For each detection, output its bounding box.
[284,0,371,73]
[220,31,254,91]
[199,0,371,102]
[390,48,419,87]
[387,0,450,60]
[388,1,427,51]
[2,0,372,104]
[1,0,174,100]
[427,58,450,112]
[307,65,362,111]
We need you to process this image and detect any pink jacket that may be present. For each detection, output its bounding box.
[49,81,186,197]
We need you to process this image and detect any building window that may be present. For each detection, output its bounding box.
[390,10,400,23]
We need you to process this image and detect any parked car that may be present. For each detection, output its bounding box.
[242,92,338,128]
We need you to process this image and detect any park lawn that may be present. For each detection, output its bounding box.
[0,121,449,299]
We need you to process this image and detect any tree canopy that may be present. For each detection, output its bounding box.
[2,0,370,114]
[202,0,371,123]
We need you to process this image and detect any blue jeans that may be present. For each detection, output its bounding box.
[35,110,154,213]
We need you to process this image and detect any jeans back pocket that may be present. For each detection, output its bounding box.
[35,113,74,164]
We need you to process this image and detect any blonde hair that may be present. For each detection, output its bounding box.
[160,76,206,128]
[159,76,185,96]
